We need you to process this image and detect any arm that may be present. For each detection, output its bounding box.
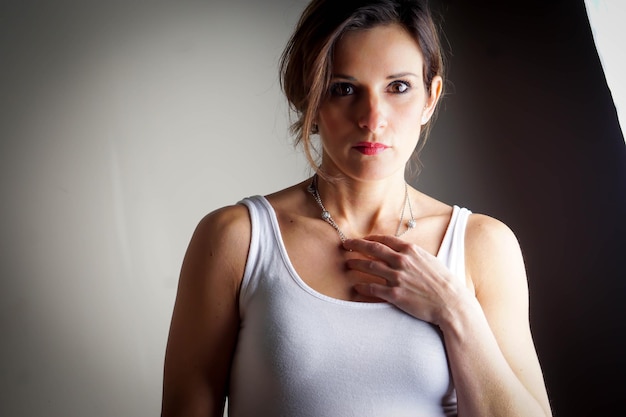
[161,205,250,417]
[443,214,552,416]
[344,215,552,417]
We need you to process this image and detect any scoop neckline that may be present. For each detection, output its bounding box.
[253,195,458,308]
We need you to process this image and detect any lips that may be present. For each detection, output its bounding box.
[353,141,389,155]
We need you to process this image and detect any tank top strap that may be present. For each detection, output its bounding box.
[237,195,276,310]
[437,205,472,284]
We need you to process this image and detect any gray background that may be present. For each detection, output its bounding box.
[1,1,308,416]
[1,0,624,416]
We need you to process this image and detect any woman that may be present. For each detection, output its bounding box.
[161,0,552,416]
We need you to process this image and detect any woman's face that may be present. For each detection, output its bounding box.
[317,23,441,181]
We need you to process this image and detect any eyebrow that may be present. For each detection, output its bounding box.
[331,72,419,80]
[331,74,357,81]
[387,72,419,79]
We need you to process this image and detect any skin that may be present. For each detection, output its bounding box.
[161,23,552,417]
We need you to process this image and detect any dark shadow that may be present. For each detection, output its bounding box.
[418,1,626,415]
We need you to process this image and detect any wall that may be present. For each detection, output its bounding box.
[584,0,626,135]
[0,1,307,416]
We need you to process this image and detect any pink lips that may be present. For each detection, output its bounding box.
[353,142,389,155]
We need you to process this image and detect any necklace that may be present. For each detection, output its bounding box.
[306,175,416,243]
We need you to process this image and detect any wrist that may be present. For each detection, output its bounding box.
[437,290,483,339]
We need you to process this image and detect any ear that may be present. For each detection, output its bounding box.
[421,75,443,125]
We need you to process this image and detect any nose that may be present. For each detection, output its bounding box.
[357,92,388,133]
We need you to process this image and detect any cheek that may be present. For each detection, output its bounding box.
[318,106,351,133]
[395,104,425,132]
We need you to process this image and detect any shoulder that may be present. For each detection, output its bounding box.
[182,203,252,290]
[193,203,251,249]
[163,204,251,415]
[265,180,312,220]
[464,213,527,298]
[265,180,310,205]
[465,212,519,250]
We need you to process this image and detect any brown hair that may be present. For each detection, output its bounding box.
[279,0,445,176]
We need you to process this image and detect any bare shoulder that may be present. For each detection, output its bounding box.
[162,203,251,416]
[265,180,310,207]
[193,203,251,251]
[177,203,252,302]
[464,213,527,299]
[174,202,252,323]
[465,213,520,251]
[185,203,251,285]
[463,214,551,416]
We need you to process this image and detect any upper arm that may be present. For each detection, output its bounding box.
[465,214,551,415]
[161,204,251,417]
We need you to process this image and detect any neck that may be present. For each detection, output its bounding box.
[309,173,414,239]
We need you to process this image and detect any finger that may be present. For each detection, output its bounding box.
[354,282,396,302]
[345,258,395,283]
[363,235,437,265]
[342,237,397,258]
[362,234,411,252]
[344,236,423,272]
[354,282,412,308]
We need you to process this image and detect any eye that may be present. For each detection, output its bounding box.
[388,80,411,94]
[330,82,355,97]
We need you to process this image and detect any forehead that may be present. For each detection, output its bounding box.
[332,23,424,78]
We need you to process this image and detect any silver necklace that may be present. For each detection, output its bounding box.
[306,175,416,243]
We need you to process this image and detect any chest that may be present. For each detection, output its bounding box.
[232,265,456,416]
[277,213,447,302]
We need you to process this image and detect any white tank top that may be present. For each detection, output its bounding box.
[228,195,470,417]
